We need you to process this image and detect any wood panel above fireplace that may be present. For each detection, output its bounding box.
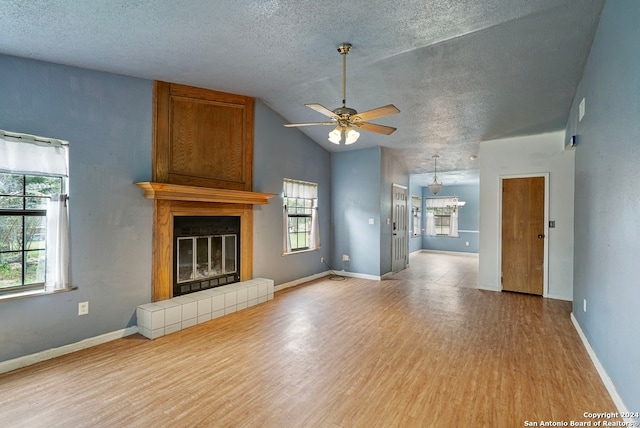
[153,81,254,191]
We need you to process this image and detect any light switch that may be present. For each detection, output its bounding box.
[369,218,375,225]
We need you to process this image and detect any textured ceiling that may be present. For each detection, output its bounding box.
[0,0,604,185]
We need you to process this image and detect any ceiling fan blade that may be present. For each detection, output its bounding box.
[284,121,335,128]
[305,103,338,118]
[354,104,400,122]
[357,121,397,135]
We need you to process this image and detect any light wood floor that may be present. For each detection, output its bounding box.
[0,251,619,427]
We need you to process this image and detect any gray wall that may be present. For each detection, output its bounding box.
[566,0,640,411]
[422,184,479,253]
[0,55,153,362]
[253,100,331,284]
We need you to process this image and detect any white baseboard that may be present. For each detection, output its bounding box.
[418,249,479,256]
[275,270,332,292]
[570,313,633,422]
[335,270,382,281]
[275,270,387,293]
[478,285,501,292]
[0,326,139,375]
[546,293,573,302]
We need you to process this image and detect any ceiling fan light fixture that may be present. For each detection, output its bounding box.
[344,127,360,145]
[328,127,342,144]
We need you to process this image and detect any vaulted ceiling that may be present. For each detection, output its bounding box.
[0,0,604,185]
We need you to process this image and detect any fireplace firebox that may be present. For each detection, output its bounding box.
[173,216,240,297]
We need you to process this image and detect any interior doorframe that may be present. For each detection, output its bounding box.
[498,173,550,297]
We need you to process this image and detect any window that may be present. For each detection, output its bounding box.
[411,196,422,237]
[0,174,62,293]
[433,213,451,235]
[0,129,69,296]
[425,197,461,237]
[283,179,319,253]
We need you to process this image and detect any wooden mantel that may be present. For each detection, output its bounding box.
[136,182,276,205]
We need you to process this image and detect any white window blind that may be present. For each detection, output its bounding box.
[283,179,318,199]
[0,129,69,177]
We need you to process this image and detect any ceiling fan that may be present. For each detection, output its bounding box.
[284,43,400,145]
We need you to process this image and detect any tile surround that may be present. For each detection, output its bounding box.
[136,278,274,339]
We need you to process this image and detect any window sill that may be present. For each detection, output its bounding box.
[0,286,77,302]
[282,247,320,256]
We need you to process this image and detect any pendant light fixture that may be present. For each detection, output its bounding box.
[428,155,442,195]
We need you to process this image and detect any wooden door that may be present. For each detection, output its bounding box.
[501,177,545,295]
[392,184,408,272]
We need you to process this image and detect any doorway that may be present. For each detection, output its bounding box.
[501,176,547,295]
[391,184,408,272]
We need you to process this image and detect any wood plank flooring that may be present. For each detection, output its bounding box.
[0,251,619,427]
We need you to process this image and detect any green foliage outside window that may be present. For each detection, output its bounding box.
[0,173,62,289]
[285,196,313,251]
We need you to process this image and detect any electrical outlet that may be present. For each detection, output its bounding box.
[78,301,89,316]
[320,257,324,263]
[583,299,587,312]
[342,254,350,262]
[465,241,470,247]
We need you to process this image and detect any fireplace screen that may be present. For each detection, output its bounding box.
[174,216,240,296]
[177,235,236,281]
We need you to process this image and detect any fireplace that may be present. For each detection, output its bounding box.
[173,216,240,296]
[136,183,275,301]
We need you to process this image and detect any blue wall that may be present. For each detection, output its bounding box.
[0,55,153,361]
[330,147,408,277]
[253,100,331,284]
[331,147,382,276]
[566,0,640,412]
[0,55,335,363]
[420,184,480,253]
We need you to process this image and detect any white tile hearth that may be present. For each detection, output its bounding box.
[136,278,274,339]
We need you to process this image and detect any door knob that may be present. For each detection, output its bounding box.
[537,234,545,239]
